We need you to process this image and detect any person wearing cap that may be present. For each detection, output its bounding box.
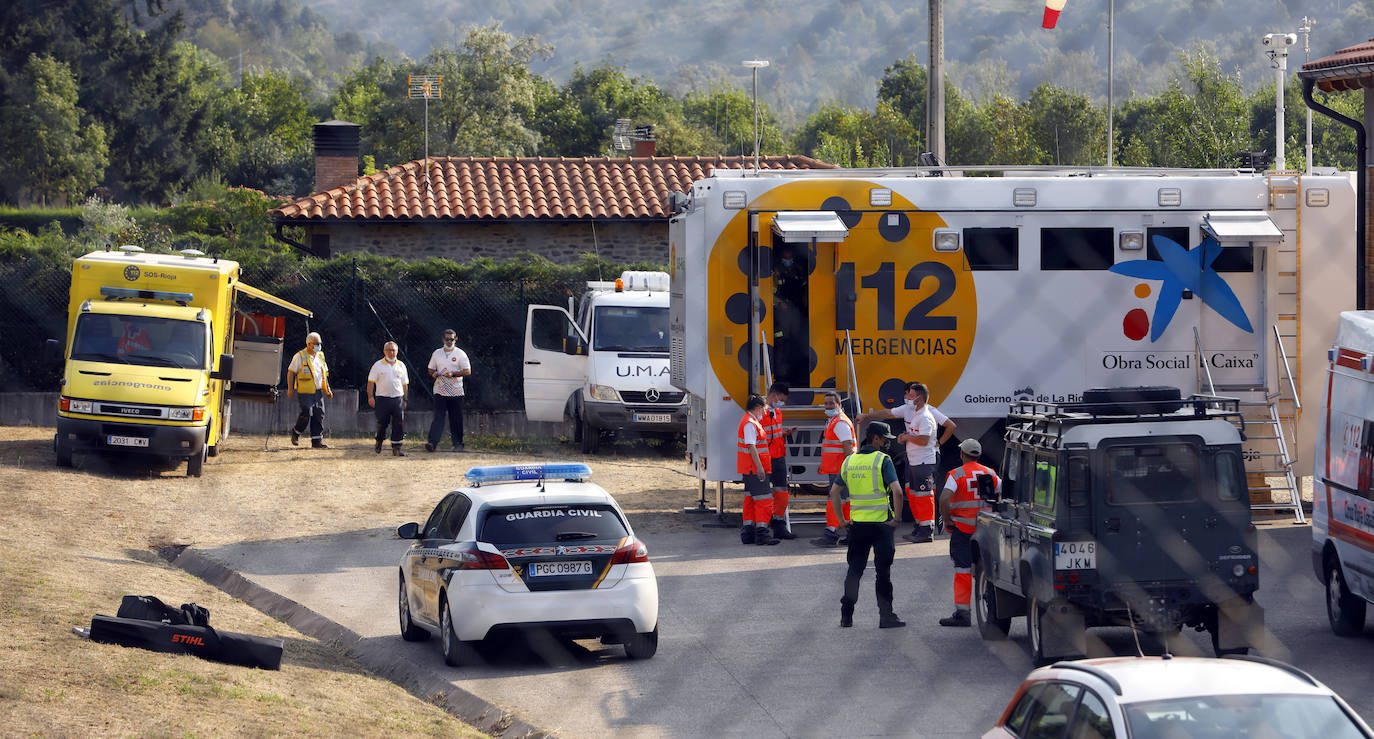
[830,420,906,629]
[286,331,332,448]
[937,437,1001,627]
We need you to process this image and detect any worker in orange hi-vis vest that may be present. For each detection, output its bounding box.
[938,438,1001,627]
[737,395,779,546]
[761,382,799,541]
[811,391,856,548]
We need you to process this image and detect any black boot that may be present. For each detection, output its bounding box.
[740,525,756,545]
[375,437,383,454]
[810,529,841,548]
[840,607,854,628]
[902,525,933,544]
[939,610,971,627]
[879,612,907,629]
[754,525,780,546]
[771,517,796,540]
[392,446,405,457]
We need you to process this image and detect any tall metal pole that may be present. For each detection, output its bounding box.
[928,0,945,162]
[1107,0,1114,166]
[743,60,769,171]
[1301,17,1315,172]
[1276,57,1286,170]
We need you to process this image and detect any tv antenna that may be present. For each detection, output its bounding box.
[612,118,633,155]
[408,74,442,192]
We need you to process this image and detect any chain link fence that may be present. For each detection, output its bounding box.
[0,257,585,413]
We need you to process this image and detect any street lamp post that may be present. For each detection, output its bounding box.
[1263,33,1297,171]
[1300,17,1316,173]
[743,60,769,171]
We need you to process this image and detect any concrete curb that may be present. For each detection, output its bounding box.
[160,546,553,738]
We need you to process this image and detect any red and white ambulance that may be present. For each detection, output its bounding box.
[1313,310,1374,636]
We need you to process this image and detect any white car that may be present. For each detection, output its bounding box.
[396,462,659,666]
[983,655,1373,739]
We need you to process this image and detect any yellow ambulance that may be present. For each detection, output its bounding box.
[53,246,311,476]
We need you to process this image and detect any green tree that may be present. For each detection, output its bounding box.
[202,67,315,195]
[794,102,918,167]
[0,55,108,204]
[532,63,680,156]
[680,85,785,157]
[954,94,1042,165]
[1026,84,1107,165]
[1117,47,1249,168]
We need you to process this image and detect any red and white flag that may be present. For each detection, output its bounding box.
[1043,0,1067,28]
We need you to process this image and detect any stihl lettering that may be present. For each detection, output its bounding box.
[171,634,205,646]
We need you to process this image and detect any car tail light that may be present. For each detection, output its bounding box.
[456,544,509,570]
[611,537,649,564]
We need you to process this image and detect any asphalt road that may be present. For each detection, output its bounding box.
[202,522,1374,738]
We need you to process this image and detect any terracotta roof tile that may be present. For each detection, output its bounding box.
[1300,38,1374,91]
[272,155,836,222]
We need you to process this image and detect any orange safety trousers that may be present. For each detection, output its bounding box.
[906,486,936,526]
[954,569,972,609]
[772,489,789,519]
[742,494,774,526]
[824,499,852,528]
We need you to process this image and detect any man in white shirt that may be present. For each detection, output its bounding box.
[367,341,409,456]
[857,381,957,543]
[426,329,472,452]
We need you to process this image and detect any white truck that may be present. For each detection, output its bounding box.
[523,271,686,453]
[1313,310,1374,636]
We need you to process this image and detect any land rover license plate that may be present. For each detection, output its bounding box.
[1054,540,1096,569]
[107,435,149,448]
[634,413,672,423]
[529,561,592,577]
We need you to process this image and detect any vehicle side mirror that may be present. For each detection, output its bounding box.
[976,474,998,502]
[567,336,586,356]
[210,353,234,380]
[396,522,421,539]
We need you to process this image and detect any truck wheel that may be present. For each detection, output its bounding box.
[1326,559,1368,637]
[580,415,600,455]
[1206,604,1250,656]
[54,433,73,468]
[974,560,1010,640]
[1027,594,1049,665]
[187,444,206,477]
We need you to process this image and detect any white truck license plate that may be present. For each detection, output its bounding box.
[634,413,672,423]
[107,435,149,448]
[529,561,593,577]
[1054,540,1096,569]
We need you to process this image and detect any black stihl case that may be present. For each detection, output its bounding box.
[89,598,283,670]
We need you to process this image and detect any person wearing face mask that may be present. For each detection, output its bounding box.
[737,395,780,546]
[811,391,856,548]
[762,382,799,540]
[286,331,332,448]
[367,341,410,456]
[829,421,906,628]
[425,329,471,452]
[858,381,957,543]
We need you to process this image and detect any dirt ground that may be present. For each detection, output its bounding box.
[0,425,715,736]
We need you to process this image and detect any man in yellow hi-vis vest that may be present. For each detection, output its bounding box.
[829,421,907,629]
[286,331,333,448]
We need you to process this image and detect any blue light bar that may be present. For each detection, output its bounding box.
[466,463,593,485]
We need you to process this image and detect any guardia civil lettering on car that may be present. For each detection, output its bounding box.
[971,387,1263,664]
[395,463,659,666]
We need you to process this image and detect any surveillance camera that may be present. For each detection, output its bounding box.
[1262,33,1297,47]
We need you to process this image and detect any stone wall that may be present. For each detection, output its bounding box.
[312,221,668,265]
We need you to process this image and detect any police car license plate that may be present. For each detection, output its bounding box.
[529,561,593,577]
[1054,541,1096,569]
[634,413,672,423]
[107,435,149,448]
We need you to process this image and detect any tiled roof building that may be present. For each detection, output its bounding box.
[271,121,835,263]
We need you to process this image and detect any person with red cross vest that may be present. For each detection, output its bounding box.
[738,395,780,546]
[761,382,799,540]
[811,391,855,548]
[938,438,1001,627]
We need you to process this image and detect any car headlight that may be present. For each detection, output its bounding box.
[169,406,206,421]
[65,398,93,413]
[588,385,621,402]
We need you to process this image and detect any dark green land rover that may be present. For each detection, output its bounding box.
[970,387,1264,664]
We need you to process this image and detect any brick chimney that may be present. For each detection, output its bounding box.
[313,120,361,194]
[632,139,656,157]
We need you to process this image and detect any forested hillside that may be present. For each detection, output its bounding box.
[296,0,1374,118]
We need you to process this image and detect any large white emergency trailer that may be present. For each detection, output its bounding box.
[668,167,1356,491]
[1313,310,1374,636]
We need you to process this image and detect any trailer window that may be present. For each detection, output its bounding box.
[1146,227,1191,261]
[1067,455,1090,507]
[1041,228,1114,270]
[1107,443,1199,504]
[963,228,1018,270]
[1148,226,1253,272]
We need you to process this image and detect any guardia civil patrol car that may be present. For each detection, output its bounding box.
[396,463,659,666]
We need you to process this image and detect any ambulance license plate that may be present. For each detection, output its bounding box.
[529,561,592,577]
[107,435,149,448]
[634,413,672,423]
[1054,540,1096,569]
